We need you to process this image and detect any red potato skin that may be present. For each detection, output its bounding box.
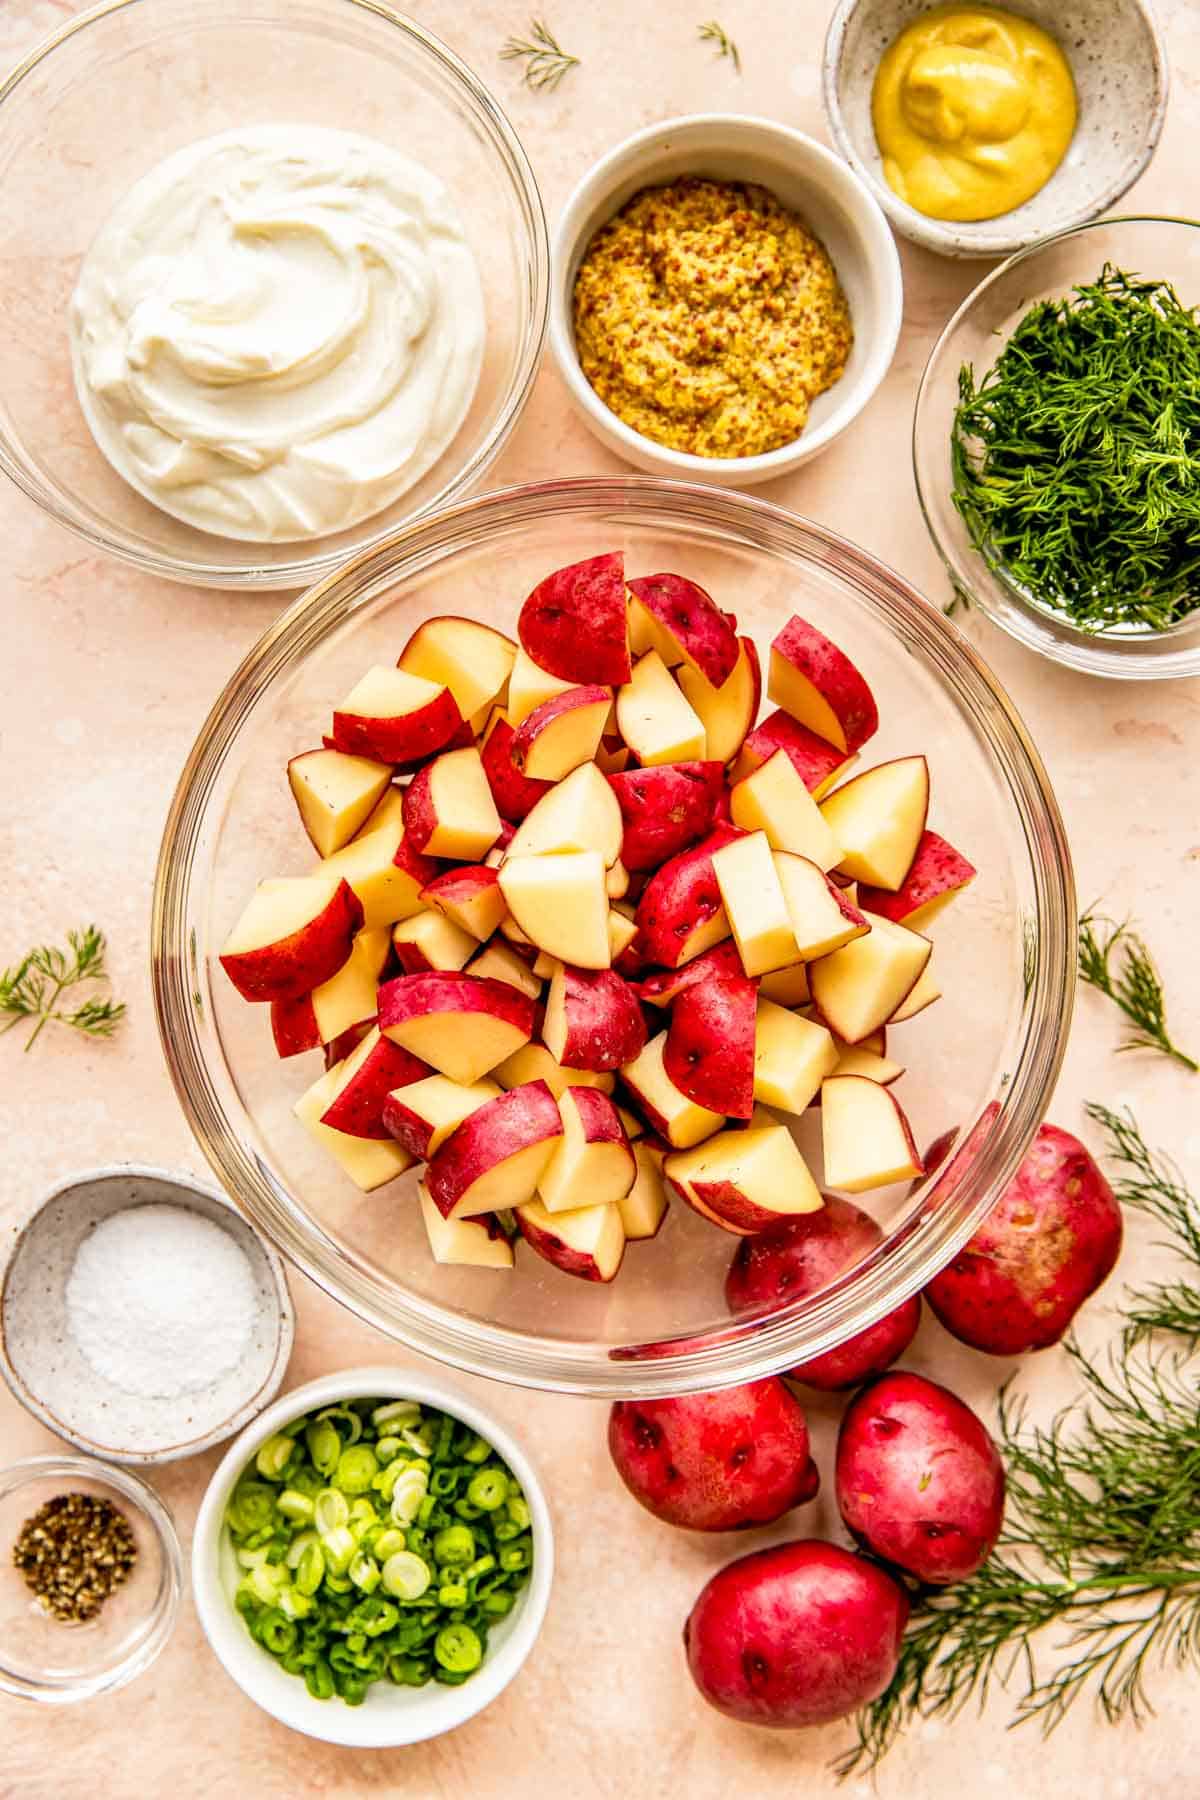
[608,1380,819,1532]
[683,1540,909,1727]
[553,965,647,1070]
[514,1208,622,1283]
[331,686,463,764]
[479,713,552,821]
[925,1124,1123,1355]
[735,708,854,794]
[425,1079,562,1218]
[377,972,536,1040]
[381,1088,440,1159]
[518,551,632,685]
[858,830,977,925]
[607,761,726,871]
[725,1199,922,1389]
[626,572,740,687]
[510,684,611,774]
[390,831,442,889]
[400,762,439,853]
[270,991,321,1058]
[569,1084,633,1153]
[634,823,743,968]
[219,879,364,1003]
[324,1018,375,1068]
[836,1372,1005,1585]
[771,617,879,754]
[320,1039,432,1139]
[638,939,746,1006]
[663,961,757,1120]
[420,863,501,914]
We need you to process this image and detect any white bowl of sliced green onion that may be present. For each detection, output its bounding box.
[192,1367,553,1745]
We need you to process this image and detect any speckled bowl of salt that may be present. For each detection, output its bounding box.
[0,1166,294,1465]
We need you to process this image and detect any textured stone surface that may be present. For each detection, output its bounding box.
[2,2,1199,1795]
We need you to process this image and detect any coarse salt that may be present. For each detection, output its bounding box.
[65,1203,258,1400]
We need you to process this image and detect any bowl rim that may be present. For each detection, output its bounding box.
[912,213,1200,678]
[0,1162,296,1465]
[547,112,904,475]
[191,1364,554,1746]
[0,0,550,590]
[0,1452,183,1704]
[821,0,1171,258]
[151,473,1076,1396]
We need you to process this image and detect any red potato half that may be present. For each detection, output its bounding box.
[418,1182,514,1269]
[219,875,363,1003]
[731,706,853,797]
[608,1379,819,1532]
[287,748,393,858]
[768,616,879,755]
[537,1086,635,1214]
[543,962,647,1071]
[390,910,477,975]
[401,746,501,860]
[858,829,977,928]
[318,819,439,931]
[626,572,740,687]
[607,761,726,872]
[925,1123,1123,1355]
[684,1540,909,1727]
[819,756,930,892]
[663,956,758,1120]
[318,1027,431,1140]
[424,1079,563,1220]
[378,972,534,1086]
[725,1198,922,1390]
[665,1120,823,1236]
[634,823,742,968]
[678,636,762,766]
[331,666,463,764]
[397,615,516,721]
[836,1371,1006,1585]
[419,864,507,941]
[515,1195,626,1282]
[479,710,552,822]
[518,551,631,685]
[382,1074,501,1160]
[510,684,612,782]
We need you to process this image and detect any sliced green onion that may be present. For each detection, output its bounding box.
[381,1552,431,1600]
[372,1400,421,1431]
[372,1528,406,1561]
[336,1446,379,1496]
[438,1583,468,1608]
[285,1530,317,1569]
[433,1524,475,1567]
[349,1552,381,1594]
[314,1490,350,1535]
[321,1525,356,1574]
[375,1435,404,1465]
[467,1468,508,1511]
[316,1404,362,1444]
[277,1585,312,1621]
[434,1623,482,1673]
[255,1435,295,1480]
[277,1489,315,1523]
[296,1542,326,1597]
[507,1496,531,1532]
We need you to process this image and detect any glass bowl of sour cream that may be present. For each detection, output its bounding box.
[0,0,548,588]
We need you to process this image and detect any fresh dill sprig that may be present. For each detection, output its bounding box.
[0,926,126,1052]
[950,265,1200,634]
[698,20,741,71]
[838,1109,1200,1777]
[1078,910,1197,1071]
[1086,1103,1200,1344]
[500,18,579,92]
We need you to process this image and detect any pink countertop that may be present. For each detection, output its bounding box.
[3,2,1199,1795]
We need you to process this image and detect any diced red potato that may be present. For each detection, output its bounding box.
[731,706,853,796]
[390,910,477,975]
[537,1086,636,1214]
[820,756,930,891]
[331,665,463,763]
[219,875,364,1002]
[383,1074,501,1160]
[401,746,502,860]
[543,962,647,1071]
[821,1074,924,1193]
[637,939,746,1007]
[423,1079,563,1220]
[287,748,394,858]
[665,1118,823,1236]
[730,750,842,870]
[510,684,612,782]
[418,1182,514,1269]
[492,1040,616,1100]
[888,963,941,1023]
[606,761,726,871]
[479,709,552,822]
[607,1379,819,1532]
[768,616,879,755]
[466,939,543,1000]
[378,972,535,1086]
[773,852,868,961]
[507,761,623,863]
[924,1123,1123,1354]
[294,1061,414,1192]
[677,636,761,765]
[515,1195,626,1282]
[397,615,516,721]
[616,651,707,765]
[634,824,742,968]
[498,851,611,969]
[711,831,802,978]
[318,1026,430,1140]
[808,915,931,1044]
[858,828,976,927]
[758,962,810,1007]
[318,819,440,930]
[269,924,391,1057]
[753,1000,838,1113]
[663,954,758,1119]
[725,1197,922,1389]
[420,864,507,941]
[620,1032,724,1151]
[684,1541,909,1727]
[836,1372,1006,1585]
[626,572,740,687]
[618,1140,670,1239]
[517,551,632,686]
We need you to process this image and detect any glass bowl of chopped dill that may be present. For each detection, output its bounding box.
[914,216,1200,679]
[0,1455,182,1703]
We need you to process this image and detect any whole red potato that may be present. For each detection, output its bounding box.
[925,1123,1122,1355]
[608,1379,818,1532]
[684,1540,909,1727]
[724,1197,921,1389]
[836,1371,1004,1584]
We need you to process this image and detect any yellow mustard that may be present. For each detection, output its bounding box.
[871,5,1077,222]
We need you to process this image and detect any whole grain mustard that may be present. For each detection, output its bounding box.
[572,177,853,459]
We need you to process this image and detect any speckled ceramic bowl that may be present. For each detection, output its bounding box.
[0,1166,294,1465]
[823,0,1169,258]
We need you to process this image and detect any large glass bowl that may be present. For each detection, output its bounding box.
[152,478,1074,1396]
[914,217,1200,679]
[0,0,547,590]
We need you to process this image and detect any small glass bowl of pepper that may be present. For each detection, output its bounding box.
[192,1368,554,1747]
[0,1455,183,1703]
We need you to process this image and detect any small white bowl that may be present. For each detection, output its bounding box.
[823,0,1169,259]
[0,1165,294,1466]
[549,114,903,484]
[192,1366,553,1747]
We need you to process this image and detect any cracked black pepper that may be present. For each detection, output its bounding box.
[13,1492,137,1623]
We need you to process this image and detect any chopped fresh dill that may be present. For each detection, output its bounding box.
[838,1108,1200,1776]
[698,21,741,71]
[951,266,1200,634]
[1078,910,1196,1071]
[500,18,579,92]
[0,925,125,1052]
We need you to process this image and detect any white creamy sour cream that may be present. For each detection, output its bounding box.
[69,125,485,543]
